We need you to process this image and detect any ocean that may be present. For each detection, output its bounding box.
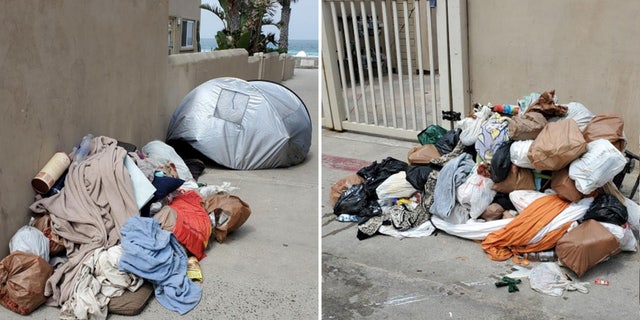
[200,38,318,57]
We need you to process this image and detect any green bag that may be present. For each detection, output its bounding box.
[417,125,447,145]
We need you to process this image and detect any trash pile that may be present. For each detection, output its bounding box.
[0,135,251,317]
[331,89,639,283]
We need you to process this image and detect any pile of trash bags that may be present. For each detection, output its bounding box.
[331,89,639,279]
[0,135,251,317]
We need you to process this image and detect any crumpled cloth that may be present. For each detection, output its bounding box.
[119,216,201,315]
[429,153,474,218]
[60,245,143,320]
[30,136,139,306]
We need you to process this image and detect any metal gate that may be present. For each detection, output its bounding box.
[322,0,469,140]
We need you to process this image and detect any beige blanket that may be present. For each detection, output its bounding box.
[30,136,138,306]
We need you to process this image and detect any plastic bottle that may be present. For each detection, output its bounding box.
[492,104,520,116]
[526,250,557,262]
[71,134,94,167]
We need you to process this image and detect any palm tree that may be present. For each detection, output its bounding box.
[277,0,299,52]
[200,0,278,55]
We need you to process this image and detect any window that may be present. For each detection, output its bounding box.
[181,19,194,50]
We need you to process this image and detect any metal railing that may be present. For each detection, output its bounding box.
[322,0,469,140]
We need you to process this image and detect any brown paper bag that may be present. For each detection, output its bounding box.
[0,251,53,315]
[527,118,587,171]
[202,194,252,243]
[582,114,626,151]
[556,219,621,277]
[551,167,583,202]
[508,112,547,141]
[329,174,365,206]
[407,144,442,165]
[492,164,536,194]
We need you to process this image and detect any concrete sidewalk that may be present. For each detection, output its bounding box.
[16,68,320,320]
[322,129,639,319]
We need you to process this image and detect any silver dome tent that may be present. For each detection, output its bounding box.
[166,77,312,170]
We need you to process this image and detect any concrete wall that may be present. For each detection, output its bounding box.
[169,0,200,20]
[466,0,640,154]
[0,1,168,258]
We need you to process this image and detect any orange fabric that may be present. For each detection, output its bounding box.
[481,194,571,261]
[169,190,212,260]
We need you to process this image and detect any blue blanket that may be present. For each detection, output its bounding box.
[119,216,201,315]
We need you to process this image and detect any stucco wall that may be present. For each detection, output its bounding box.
[0,1,168,258]
[467,0,640,154]
[169,0,200,20]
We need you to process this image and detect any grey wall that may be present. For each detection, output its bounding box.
[467,0,640,154]
[0,1,169,258]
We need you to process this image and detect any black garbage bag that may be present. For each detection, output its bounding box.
[492,192,517,211]
[357,157,408,195]
[581,194,628,226]
[405,164,437,190]
[333,184,382,218]
[434,128,461,155]
[491,141,513,183]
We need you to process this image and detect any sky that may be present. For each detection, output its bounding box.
[199,0,319,40]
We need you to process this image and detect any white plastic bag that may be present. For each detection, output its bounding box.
[529,262,588,296]
[562,102,595,131]
[509,140,535,169]
[509,190,547,213]
[430,215,511,240]
[624,198,640,238]
[376,171,418,200]
[599,222,637,252]
[457,105,492,146]
[569,139,626,194]
[141,140,194,182]
[457,171,496,219]
[9,225,50,262]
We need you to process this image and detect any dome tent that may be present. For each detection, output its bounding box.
[166,77,312,170]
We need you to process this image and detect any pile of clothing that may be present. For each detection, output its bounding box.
[0,136,251,318]
[331,89,639,278]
